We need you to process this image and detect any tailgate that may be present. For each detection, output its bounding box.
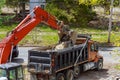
[28,50,52,74]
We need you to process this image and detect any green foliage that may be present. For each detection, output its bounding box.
[115,64,120,70]
[0,15,15,26]
[111,32,120,46]
[79,0,120,6]
[46,1,96,27]
[79,0,120,13]
[45,3,75,24]
[5,0,28,8]
[0,0,5,13]
[0,17,2,25]
[73,4,96,27]
[79,0,99,5]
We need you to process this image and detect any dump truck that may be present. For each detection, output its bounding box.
[28,34,103,80]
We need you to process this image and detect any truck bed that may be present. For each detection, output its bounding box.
[28,43,88,74]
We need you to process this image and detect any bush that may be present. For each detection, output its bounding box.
[0,15,15,26]
[45,3,74,24]
[45,1,96,27]
[0,17,2,25]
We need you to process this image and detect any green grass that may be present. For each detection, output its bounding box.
[39,25,58,32]
[0,24,120,46]
[73,27,120,46]
[0,24,18,39]
[115,64,120,70]
[40,33,59,45]
[92,32,120,43]
[73,27,107,33]
[0,24,17,32]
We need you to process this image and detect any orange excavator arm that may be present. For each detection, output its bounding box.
[0,6,61,64]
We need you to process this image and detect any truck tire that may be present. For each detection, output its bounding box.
[66,70,74,80]
[74,66,80,78]
[56,73,65,80]
[96,59,103,70]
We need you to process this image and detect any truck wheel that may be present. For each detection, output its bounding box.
[56,73,65,80]
[74,66,80,78]
[96,59,103,70]
[66,70,74,80]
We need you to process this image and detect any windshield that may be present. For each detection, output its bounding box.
[0,69,6,77]
[9,69,16,80]
[17,67,23,79]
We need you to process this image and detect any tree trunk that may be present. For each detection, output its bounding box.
[20,2,26,18]
[108,0,114,43]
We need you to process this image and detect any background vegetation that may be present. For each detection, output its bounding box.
[0,24,120,47]
[0,0,120,47]
[46,1,96,27]
[0,0,5,13]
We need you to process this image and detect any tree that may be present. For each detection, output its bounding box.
[79,0,99,5]
[0,0,5,13]
[46,0,96,27]
[79,0,119,13]
[108,0,114,43]
[5,0,29,17]
[79,0,120,43]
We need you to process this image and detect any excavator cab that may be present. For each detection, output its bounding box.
[0,63,23,80]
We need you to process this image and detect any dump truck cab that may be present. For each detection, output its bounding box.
[76,35,102,61]
[0,63,23,80]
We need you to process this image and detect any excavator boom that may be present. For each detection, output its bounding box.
[0,6,60,64]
